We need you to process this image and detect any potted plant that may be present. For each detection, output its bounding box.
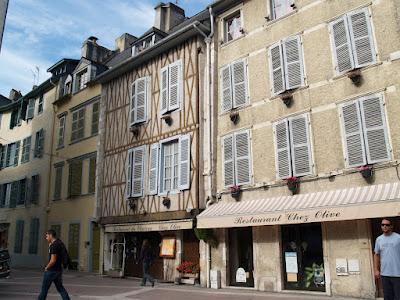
[162,197,171,209]
[286,176,299,194]
[176,261,200,284]
[230,185,241,199]
[347,69,362,86]
[194,228,218,248]
[358,165,374,183]
[281,93,293,107]
[229,111,240,124]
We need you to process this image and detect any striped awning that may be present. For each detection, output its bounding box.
[197,182,400,228]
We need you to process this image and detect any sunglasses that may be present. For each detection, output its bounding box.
[381,224,392,227]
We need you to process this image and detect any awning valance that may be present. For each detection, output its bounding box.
[105,219,193,233]
[197,182,400,229]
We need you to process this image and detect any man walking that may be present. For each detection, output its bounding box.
[139,239,155,287]
[38,229,70,300]
[374,218,400,300]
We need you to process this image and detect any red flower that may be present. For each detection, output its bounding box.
[176,261,199,274]
[286,176,298,182]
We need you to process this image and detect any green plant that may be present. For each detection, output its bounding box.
[194,228,218,248]
[304,263,324,288]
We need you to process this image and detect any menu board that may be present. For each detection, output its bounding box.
[159,237,176,258]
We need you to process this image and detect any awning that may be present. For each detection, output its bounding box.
[105,219,194,233]
[197,182,400,228]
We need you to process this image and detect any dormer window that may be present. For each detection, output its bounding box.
[77,69,88,91]
[64,75,73,96]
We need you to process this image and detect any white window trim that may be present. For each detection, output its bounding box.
[130,76,151,126]
[160,60,183,115]
[158,136,180,196]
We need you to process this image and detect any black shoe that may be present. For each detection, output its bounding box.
[151,281,155,287]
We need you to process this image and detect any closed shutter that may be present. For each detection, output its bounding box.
[77,109,85,139]
[348,8,375,68]
[220,65,233,112]
[130,81,136,126]
[222,134,235,187]
[88,157,96,194]
[68,162,82,197]
[91,102,99,135]
[28,218,39,254]
[18,179,26,205]
[160,66,169,114]
[26,99,35,119]
[330,17,354,74]
[234,130,251,185]
[126,149,134,198]
[0,145,5,168]
[283,36,304,90]
[359,95,390,164]
[14,220,24,253]
[168,60,182,111]
[132,146,145,197]
[54,166,63,199]
[289,114,312,176]
[274,120,292,179]
[0,184,4,207]
[148,143,159,195]
[89,65,97,81]
[31,175,40,204]
[339,100,366,167]
[9,181,18,208]
[35,129,44,158]
[135,77,147,123]
[269,42,285,95]
[232,59,248,108]
[14,141,20,166]
[178,134,191,190]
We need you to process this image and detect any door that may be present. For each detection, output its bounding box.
[68,223,80,270]
[182,230,199,265]
[91,223,100,272]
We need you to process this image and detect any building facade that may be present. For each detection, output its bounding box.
[197,0,400,298]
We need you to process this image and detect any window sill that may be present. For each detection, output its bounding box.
[269,85,309,101]
[220,103,251,116]
[332,62,382,81]
[69,135,96,145]
[220,34,245,48]
[263,10,297,28]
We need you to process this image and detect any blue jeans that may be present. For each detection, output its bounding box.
[141,261,154,286]
[38,270,70,300]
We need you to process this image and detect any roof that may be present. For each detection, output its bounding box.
[208,0,244,14]
[47,58,79,72]
[0,94,11,106]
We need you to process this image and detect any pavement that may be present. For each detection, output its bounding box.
[0,269,371,300]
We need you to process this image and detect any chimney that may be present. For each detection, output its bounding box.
[8,89,22,101]
[154,2,185,33]
[115,33,137,52]
[81,36,112,63]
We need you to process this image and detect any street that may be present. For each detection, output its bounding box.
[0,269,369,300]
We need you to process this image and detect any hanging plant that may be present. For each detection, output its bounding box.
[286,176,299,194]
[230,185,241,200]
[358,165,374,183]
[194,228,218,248]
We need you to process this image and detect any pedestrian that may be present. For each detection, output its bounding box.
[139,239,155,287]
[374,218,400,300]
[38,229,70,300]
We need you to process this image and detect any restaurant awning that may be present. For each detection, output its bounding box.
[197,182,400,228]
[105,219,194,233]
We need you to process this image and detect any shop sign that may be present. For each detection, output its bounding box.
[285,252,298,273]
[105,219,193,233]
[348,259,360,274]
[236,268,246,283]
[335,258,348,276]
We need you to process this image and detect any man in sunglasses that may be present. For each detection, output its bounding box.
[374,218,400,300]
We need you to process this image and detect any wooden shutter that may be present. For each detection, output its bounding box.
[0,145,5,168]
[222,134,235,187]
[168,60,182,111]
[14,220,24,253]
[220,65,233,112]
[148,143,159,195]
[132,146,145,197]
[77,109,85,139]
[0,184,4,207]
[339,100,366,167]
[130,81,136,126]
[289,114,312,176]
[269,42,285,95]
[274,120,292,179]
[35,129,44,158]
[232,59,248,108]
[88,157,96,194]
[135,77,147,123]
[283,36,304,90]
[68,162,82,197]
[31,175,40,204]
[9,181,18,208]
[89,65,97,81]
[126,149,134,198]
[347,8,375,68]
[54,166,63,199]
[18,179,26,205]
[91,102,99,135]
[178,134,191,190]
[28,218,39,254]
[234,130,251,185]
[359,95,390,164]
[329,16,354,74]
[160,66,169,114]
[14,141,20,166]
[26,99,35,119]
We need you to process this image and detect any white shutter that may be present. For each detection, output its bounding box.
[359,95,390,164]
[135,77,147,123]
[148,143,159,195]
[132,146,145,197]
[329,16,354,74]
[347,8,376,68]
[160,66,168,114]
[274,120,292,178]
[289,114,312,176]
[168,60,182,111]
[220,65,233,112]
[234,130,251,185]
[283,36,304,90]
[339,100,366,167]
[232,59,248,108]
[222,134,235,187]
[126,149,134,198]
[269,42,285,95]
[130,81,136,126]
[178,134,191,190]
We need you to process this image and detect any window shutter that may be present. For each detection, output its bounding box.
[0,145,5,169]
[130,81,136,126]
[232,59,248,108]
[91,102,99,135]
[222,134,235,187]
[126,149,134,198]
[9,182,18,208]
[283,35,304,90]
[359,95,390,164]
[289,114,312,176]
[18,179,26,205]
[178,134,191,190]
[88,157,96,194]
[220,65,233,112]
[35,129,44,158]
[269,42,285,95]
[26,99,35,119]
[54,166,63,199]
[160,66,169,114]
[89,65,97,81]
[234,130,251,185]
[31,174,40,204]
[148,143,159,195]
[135,77,147,123]
[132,146,145,197]
[68,162,82,197]
[14,220,24,253]
[28,218,39,254]
[339,100,366,167]
[274,120,292,179]
[329,16,354,74]
[347,8,376,68]
[78,109,85,139]
[0,184,4,207]
[168,60,182,111]
[14,141,20,166]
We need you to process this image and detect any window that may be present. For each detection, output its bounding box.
[273,113,313,179]
[31,175,40,204]
[339,94,390,168]
[269,35,305,96]
[75,69,89,92]
[222,130,252,188]
[5,142,20,167]
[88,157,96,194]
[21,136,31,163]
[9,181,18,208]
[160,60,182,114]
[71,108,85,142]
[28,218,40,254]
[57,116,66,148]
[34,129,44,158]
[130,77,150,126]
[91,101,99,135]
[10,108,19,129]
[37,95,44,114]
[220,58,249,112]
[329,8,376,74]
[2,184,11,207]
[14,220,24,254]
[270,0,294,20]
[126,146,145,198]
[64,75,72,96]
[224,11,242,43]
[17,179,26,205]
[68,160,83,197]
[26,99,35,119]
[54,165,63,200]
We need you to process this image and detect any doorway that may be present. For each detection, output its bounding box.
[91,223,100,273]
[182,230,199,265]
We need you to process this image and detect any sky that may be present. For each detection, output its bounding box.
[0,0,211,97]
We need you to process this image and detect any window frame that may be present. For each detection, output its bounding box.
[71,107,86,142]
[21,136,31,163]
[37,95,44,115]
[270,0,295,20]
[223,10,243,43]
[57,115,66,148]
